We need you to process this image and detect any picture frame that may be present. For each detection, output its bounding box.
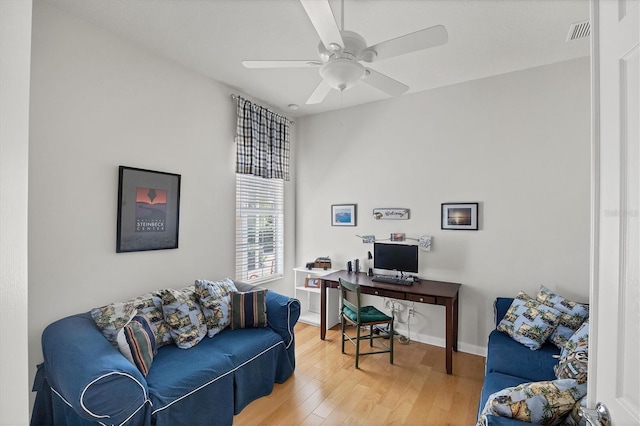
[441,203,478,230]
[117,166,181,252]
[331,204,357,226]
[304,277,321,288]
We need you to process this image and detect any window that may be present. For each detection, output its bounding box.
[235,174,284,284]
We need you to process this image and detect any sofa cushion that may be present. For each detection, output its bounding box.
[194,278,237,338]
[146,327,288,426]
[230,289,268,330]
[497,292,561,350]
[116,315,156,376]
[477,379,587,426]
[536,285,589,349]
[159,287,207,349]
[486,330,559,382]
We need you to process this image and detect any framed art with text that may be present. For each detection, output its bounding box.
[116,166,181,252]
[441,203,478,230]
[331,204,357,226]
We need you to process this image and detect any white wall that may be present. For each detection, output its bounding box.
[1,2,32,424]
[295,57,591,355]
[27,1,296,409]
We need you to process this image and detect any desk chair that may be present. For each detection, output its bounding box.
[339,278,394,369]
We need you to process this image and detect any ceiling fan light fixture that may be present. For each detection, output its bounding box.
[320,58,365,91]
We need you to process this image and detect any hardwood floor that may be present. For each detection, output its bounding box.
[234,323,486,425]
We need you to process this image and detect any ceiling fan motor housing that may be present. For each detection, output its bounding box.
[317,30,367,61]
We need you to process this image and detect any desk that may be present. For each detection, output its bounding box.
[320,271,461,374]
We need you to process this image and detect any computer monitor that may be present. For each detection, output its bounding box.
[373,242,419,274]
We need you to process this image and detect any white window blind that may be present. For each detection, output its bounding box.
[235,174,284,284]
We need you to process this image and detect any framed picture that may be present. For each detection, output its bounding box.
[117,166,181,252]
[305,277,321,288]
[331,204,357,226]
[441,203,478,230]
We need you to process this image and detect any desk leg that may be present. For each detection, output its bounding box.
[320,279,327,340]
[445,299,453,375]
[453,294,459,352]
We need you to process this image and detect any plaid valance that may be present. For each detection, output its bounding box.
[235,96,291,181]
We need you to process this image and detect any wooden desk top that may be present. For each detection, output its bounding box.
[321,270,461,299]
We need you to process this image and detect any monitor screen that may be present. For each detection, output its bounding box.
[373,243,419,273]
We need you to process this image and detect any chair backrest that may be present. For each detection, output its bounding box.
[339,278,361,321]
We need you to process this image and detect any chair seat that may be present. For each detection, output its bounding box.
[343,305,392,323]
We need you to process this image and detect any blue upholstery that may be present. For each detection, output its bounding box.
[477,297,563,425]
[342,305,392,323]
[31,290,300,426]
[485,330,559,382]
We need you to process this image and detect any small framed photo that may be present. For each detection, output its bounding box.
[441,203,478,230]
[331,204,357,226]
[305,277,321,288]
[117,166,181,252]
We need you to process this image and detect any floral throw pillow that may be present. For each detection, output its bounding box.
[159,287,207,349]
[476,379,588,426]
[194,278,238,338]
[536,285,589,349]
[497,291,561,350]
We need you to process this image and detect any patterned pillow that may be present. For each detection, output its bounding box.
[536,285,589,349]
[497,292,562,350]
[560,320,589,359]
[91,301,137,346]
[116,315,156,376]
[159,287,207,349]
[194,278,238,337]
[91,294,173,348]
[476,379,588,426]
[230,289,268,330]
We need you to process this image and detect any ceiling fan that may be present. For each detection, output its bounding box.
[242,0,448,105]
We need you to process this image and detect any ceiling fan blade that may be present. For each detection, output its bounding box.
[360,25,448,63]
[362,68,409,96]
[242,60,321,69]
[306,80,332,104]
[300,0,344,52]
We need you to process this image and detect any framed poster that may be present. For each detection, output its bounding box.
[331,204,357,226]
[116,166,181,252]
[441,203,478,230]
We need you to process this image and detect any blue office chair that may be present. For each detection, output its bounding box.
[339,278,394,368]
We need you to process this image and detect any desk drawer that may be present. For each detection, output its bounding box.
[407,294,436,304]
[362,287,405,299]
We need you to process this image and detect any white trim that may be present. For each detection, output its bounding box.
[80,371,149,420]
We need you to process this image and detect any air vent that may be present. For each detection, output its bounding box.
[566,20,590,42]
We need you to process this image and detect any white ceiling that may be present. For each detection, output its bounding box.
[47,0,590,118]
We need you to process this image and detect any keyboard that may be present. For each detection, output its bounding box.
[371,275,413,286]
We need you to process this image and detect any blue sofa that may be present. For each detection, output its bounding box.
[477,297,561,425]
[31,284,300,426]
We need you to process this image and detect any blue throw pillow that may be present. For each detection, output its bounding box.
[497,291,561,350]
[536,285,589,349]
[194,278,237,338]
[477,379,587,426]
[159,286,207,349]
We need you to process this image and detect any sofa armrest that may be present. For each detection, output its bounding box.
[494,297,514,328]
[265,291,300,349]
[39,312,150,424]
